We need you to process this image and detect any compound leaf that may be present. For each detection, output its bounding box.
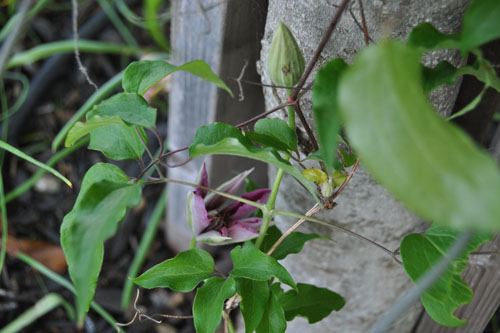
[400,225,491,326]
[60,163,141,325]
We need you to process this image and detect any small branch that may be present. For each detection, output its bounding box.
[135,127,164,178]
[234,60,248,101]
[232,78,303,90]
[141,178,266,210]
[292,102,319,152]
[357,0,370,46]
[153,313,193,320]
[116,289,192,332]
[152,127,165,156]
[223,311,230,333]
[289,0,350,102]
[267,204,321,255]
[235,100,290,129]
[470,251,500,256]
[71,0,98,90]
[273,209,402,264]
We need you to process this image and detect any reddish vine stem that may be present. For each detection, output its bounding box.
[332,157,360,200]
[136,101,291,180]
[292,102,319,152]
[289,0,350,102]
[283,0,350,154]
[358,0,370,46]
[152,127,165,156]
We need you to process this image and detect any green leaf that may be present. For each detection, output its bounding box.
[251,118,297,151]
[279,283,345,324]
[448,87,487,120]
[60,163,141,324]
[123,60,233,96]
[461,0,500,52]
[271,232,326,260]
[302,168,328,185]
[339,150,356,167]
[423,59,500,95]
[255,225,282,252]
[256,286,286,333]
[87,92,157,128]
[230,242,296,289]
[406,22,461,51]
[235,278,270,333]
[460,57,500,94]
[257,225,327,260]
[338,40,500,230]
[0,140,72,188]
[88,124,146,161]
[134,249,214,291]
[189,122,319,203]
[400,225,491,326]
[65,115,124,147]
[312,58,348,172]
[422,61,460,94]
[245,177,260,193]
[193,277,236,333]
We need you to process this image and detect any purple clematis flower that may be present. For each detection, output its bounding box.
[187,163,271,245]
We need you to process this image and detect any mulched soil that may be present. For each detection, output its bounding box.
[0,2,216,332]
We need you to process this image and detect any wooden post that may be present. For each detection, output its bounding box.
[414,235,500,333]
[166,0,268,252]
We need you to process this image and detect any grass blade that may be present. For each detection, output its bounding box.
[0,140,72,187]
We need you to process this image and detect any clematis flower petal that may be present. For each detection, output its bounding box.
[236,217,262,228]
[197,230,232,245]
[227,222,260,243]
[223,189,271,219]
[194,162,209,197]
[187,192,211,235]
[205,168,255,210]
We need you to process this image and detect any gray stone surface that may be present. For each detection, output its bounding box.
[258,1,469,331]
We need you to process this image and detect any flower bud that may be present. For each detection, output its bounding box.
[268,21,305,87]
[321,179,334,198]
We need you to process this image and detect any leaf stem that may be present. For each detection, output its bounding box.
[267,204,321,256]
[273,209,401,263]
[255,168,285,249]
[140,178,265,210]
[134,127,164,178]
[121,189,167,309]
